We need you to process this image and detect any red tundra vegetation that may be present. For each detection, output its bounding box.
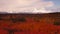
[0,13,60,34]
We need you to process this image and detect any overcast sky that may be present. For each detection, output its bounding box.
[0,0,60,13]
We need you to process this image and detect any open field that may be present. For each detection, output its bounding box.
[0,12,60,34]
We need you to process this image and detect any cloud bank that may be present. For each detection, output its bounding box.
[0,0,54,13]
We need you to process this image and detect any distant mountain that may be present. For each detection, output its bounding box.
[0,11,60,14]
